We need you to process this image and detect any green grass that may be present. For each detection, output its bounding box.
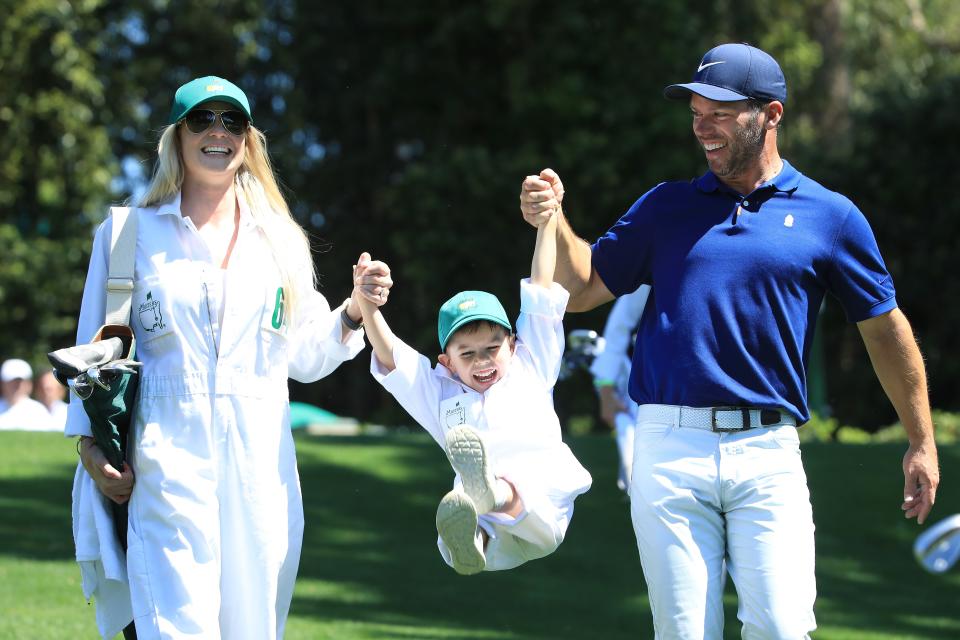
[0,431,957,639]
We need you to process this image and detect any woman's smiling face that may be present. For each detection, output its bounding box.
[178,100,247,183]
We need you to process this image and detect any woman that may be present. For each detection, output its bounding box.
[67,76,391,639]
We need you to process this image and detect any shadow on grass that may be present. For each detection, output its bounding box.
[1,432,957,638]
[0,460,79,563]
[290,435,960,640]
[290,433,650,639]
[803,442,960,638]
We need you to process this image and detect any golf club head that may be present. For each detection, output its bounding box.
[567,329,603,357]
[914,513,960,574]
[559,330,605,380]
[48,336,126,379]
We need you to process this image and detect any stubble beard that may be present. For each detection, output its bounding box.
[710,113,765,179]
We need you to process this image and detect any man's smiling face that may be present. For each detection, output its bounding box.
[690,94,765,180]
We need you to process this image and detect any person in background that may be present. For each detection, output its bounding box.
[34,368,68,430]
[0,358,58,431]
[589,285,649,492]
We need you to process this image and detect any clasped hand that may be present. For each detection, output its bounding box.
[351,252,392,308]
[520,168,565,227]
[78,436,135,504]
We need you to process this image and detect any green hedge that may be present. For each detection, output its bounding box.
[800,410,959,445]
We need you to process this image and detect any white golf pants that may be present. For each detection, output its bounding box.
[630,405,816,640]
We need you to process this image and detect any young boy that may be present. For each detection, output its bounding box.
[355,205,592,575]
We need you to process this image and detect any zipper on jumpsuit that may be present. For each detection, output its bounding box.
[202,280,220,360]
[194,223,227,521]
[185,215,226,364]
[199,272,224,460]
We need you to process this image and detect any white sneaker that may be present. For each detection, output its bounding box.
[445,426,497,514]
[436,490,485,575]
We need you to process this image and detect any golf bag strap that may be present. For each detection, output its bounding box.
[105,207,137,327]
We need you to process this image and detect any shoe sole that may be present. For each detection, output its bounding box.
[445,426,496,514]
[436,490,485,575]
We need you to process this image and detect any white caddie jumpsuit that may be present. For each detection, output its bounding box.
[371,280,592,570]
[66,193,364,639]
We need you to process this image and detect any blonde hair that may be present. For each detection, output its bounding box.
[137,123,314,323]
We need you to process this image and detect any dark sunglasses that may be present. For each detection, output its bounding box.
[181,109,249,136]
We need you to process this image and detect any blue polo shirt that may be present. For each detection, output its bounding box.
[592,160,896,423]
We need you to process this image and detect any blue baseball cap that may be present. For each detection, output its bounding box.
[438,291,512,351]
[664,43,787,104]
[168,76,253,125]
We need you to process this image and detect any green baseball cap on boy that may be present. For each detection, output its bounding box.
[438,291,512,350]
[169,76,253,125]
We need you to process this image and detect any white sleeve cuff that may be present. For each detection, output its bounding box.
[369,337,424,389]
[519,278,569,317]
[64,400,93,438]
[326,298,366,358]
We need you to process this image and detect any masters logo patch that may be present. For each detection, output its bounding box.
[138,291,165,332]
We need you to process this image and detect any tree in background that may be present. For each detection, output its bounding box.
[0,0,113,369]
[2,0,957,430]
[0,0,281,370]
[812,0,960,428]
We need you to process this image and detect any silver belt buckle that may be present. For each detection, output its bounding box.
[711,407,751,432]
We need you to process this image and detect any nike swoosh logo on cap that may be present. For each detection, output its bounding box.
[697,60,726,72]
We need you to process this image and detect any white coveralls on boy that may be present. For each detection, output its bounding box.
[66,193,364,639]
[371,280,592,570]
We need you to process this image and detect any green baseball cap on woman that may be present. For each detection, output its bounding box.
[168,76,253,125]
[438,291,512,351]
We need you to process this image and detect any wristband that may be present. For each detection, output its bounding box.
[341,307,363,331]
[593,378,615,389]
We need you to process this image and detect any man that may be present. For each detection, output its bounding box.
[35,369,68,430]
[0,358,58,431]
[519,43,939,639]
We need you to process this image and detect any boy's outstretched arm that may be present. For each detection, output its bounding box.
[531,198,559,288]
[354,253,397,371]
